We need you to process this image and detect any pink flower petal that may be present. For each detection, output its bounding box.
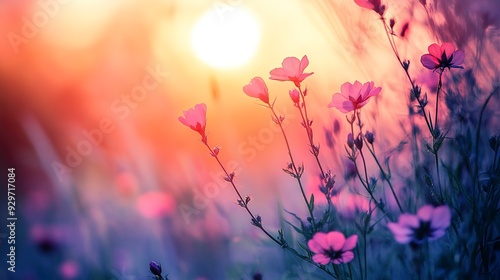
[269,68,288,81]
[340,251,355,263]
[421,54,440,69]
[308,232,329,253]
[329,94,354,113]
[354,0,375,10]
[243,77,269,104]
[387,222,413,244]
[326,231,346,251]
[312,253,331,265]
[417,205,434,222]
[282,56,301,75]
[398,214,420,228]
[430,205,451,230]
[343,235,358,251]
[428,43,442,58]
[429,229,446,240]
[299,55,309,73]
[451,50,465,66]
[441,42,455,59]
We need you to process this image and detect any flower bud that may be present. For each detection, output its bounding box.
[354,134,363,150]
[347,133,354,149]
[365,131,374,144]
[149,261,162,276]
[289,89,300,105]
[402,60,410,71]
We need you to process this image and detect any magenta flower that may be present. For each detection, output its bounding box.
[289,89,300,105]
[420,42,464,73]
[354,0,386,16]
[269,55,314,87]
[328,81,381,113]
[387,204,451,244]
[243,77,270,104]
[307,231,358,265]
[178,103,208,143]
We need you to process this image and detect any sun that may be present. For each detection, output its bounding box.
[191,7,260,69]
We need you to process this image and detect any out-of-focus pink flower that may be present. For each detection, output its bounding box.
[243,77,270,104]
[420,43,464,73]
[178,103,207,143]
[354,0,386,16]
[289,89,300,105]
[269,55,314,87]
[59,260,79,279]
[328,81,381,113]
[136,191,175,219]
[387,204,451,244]
[308,231,358,265]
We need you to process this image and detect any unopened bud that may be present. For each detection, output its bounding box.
[365,131,374,144]
[347,133,354,149]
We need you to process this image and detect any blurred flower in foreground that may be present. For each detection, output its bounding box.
[308,231,358,265]
[136,192,175,219]
[328,81,381,113]
[387,204,451,244]
[354,0,386,16]
[243,77,270,104]
[420,43,464,73]
[178,103,208,143]
[269,55,314,87]
[149,261,162,277]
[59,260,79,279]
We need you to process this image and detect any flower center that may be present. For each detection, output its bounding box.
[325,248,342,261]
[413,221,433,241]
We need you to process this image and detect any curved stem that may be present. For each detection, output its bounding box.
[268,104,316,228]
[203,141,335,277]
[297,86,327,179]
[365,141,404,213]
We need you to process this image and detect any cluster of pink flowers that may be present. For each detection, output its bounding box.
[178,3,464,266]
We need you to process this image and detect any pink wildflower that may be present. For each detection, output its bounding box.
[243,77,270,104]
[387,204,451,244]
[308,231,358,265]
[269,55,314,87]
[420,42,464,73]
[328,81,381,113]
[354,0,386,16]
[178,103,208,143]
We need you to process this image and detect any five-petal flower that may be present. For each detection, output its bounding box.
[328,81,381,113]
[308,231,358,265]
[243,77,270,104]
[420,42,464,73]
[178,103,208,143]
[387,204,451,244]
[269,55,314,87]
